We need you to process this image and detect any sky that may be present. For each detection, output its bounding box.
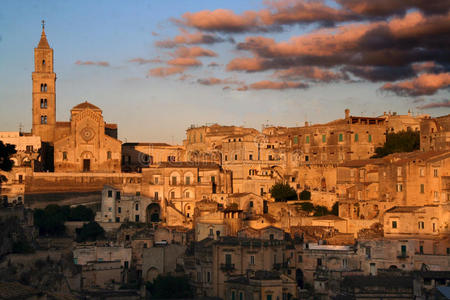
[0,0,449,144]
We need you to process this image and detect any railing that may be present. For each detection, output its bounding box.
[220,263,235,271]
[397,252,409,259]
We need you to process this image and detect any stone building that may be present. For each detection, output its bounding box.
[53,102,122,173]
[420,114,450,152]
[31,24,121,173]
[121,142,185,172]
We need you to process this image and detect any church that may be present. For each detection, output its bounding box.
[32,23,121,172]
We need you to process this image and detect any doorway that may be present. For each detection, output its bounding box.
[83,159,90,172]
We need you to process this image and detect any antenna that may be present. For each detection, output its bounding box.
[19,123,23,133]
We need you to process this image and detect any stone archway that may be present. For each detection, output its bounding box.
[146,267,159,282]
[146,203,161,223]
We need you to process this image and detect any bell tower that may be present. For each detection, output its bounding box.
[32,20,56,143]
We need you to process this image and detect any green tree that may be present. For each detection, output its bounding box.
[0,141,16,173]
[299,202,314,213]
[299,190,311,200]
[372,130,420,158]
[313,205,329,216]
[146,274,193,299]
[331,202,339,216]
[76,221,105,242]
[69,205,94,221]
[270,183,298,202]
[34,205,68,236]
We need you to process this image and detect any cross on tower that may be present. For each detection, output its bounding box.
[41,20,45,30]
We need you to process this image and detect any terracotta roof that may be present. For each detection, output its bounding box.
[72,101,102,111]
[37,30,50,49]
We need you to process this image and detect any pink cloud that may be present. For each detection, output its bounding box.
[381,72,450,96]
[75,60,110,67]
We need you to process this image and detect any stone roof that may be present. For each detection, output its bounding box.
[37,30,50,49]
[385,206,422,213]
[0,281,42,299]
[72,101,102,111]
[123,142,172,147]
[342,275,413,289]
[157,161,220,169]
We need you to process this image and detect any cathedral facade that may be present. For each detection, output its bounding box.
[32,25,121,172]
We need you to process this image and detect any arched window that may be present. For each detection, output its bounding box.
[40,115,47,124]
[44,84,47,92]
[40,99,47,108]
[40,84,44,92]
[107,151,112,160]
[42,59,45,66]
[62,152,68,161]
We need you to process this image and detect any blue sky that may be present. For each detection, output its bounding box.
[0,0,448,143]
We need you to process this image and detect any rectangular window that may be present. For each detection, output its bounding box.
[420,184,424,193]
[322,135,326,143]
[172,176,177,185]
[211,176,215,183]
[225,254,232,265]
[339,133,343,142]
[306,136,310,144]
[249,154,253,160]
[401,245,407,256]
[419,246,424,254]
[298,255,302,263]
[392,220,397,228]
[108,190,112,198]
[293,136,298,144]
[317,258,322,266]
[396,183,403,192]
[418,221,424,229]
[107,151,112,160]
[434,169,438,177]
[154,176,159,184]
[135,215,139,222]
[267,295,272,300]
[234,154,238,160]
[420,168,425,177]
[354,133,359,142]
[118,207,121,213]
[434,191,439,202]
[135,203,139,210]
[154,191,159,200]
[239,292,243,300]
[62,152,67,161]
[368,134,372,142]
[232,291,235,300]
[397,167,402,176]
[185,176,190,185]
[250,255,255,265]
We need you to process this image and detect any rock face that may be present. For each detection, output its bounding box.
[0,208,37,258]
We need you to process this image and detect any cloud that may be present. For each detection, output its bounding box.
[208,62,220,67]
[337,0,450,18]
[343,66,415,82]
[128,57,163,65]
[148,66,185,77]
[226,57,267,72]
[75,60,110,67]
[411,61,444,74]
[380,72,450,96]
[155,29,226,48]
[197,77,243,86]
[167,57,202,67]
[237,80,309,91]
[416,99,450,109]
[152,31,159,36]
[274,66,349,82]
[170,46,217,58]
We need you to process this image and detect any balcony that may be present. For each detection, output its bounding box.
[397,252,409,259]
[220,263,235,271]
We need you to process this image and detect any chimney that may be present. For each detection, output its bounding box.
[345,108,350,119]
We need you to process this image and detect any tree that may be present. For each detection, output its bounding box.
[372,130,420,158]
[146,274,193,299]
[331,202,339,216]
[313,205,329,216]
[270,183,298,202]
[76,221,105,242]
[34,205,68,236]
[298,202,314,213]
[69,205,94,221]
[299,190,311,200]
[0,141,16,173]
